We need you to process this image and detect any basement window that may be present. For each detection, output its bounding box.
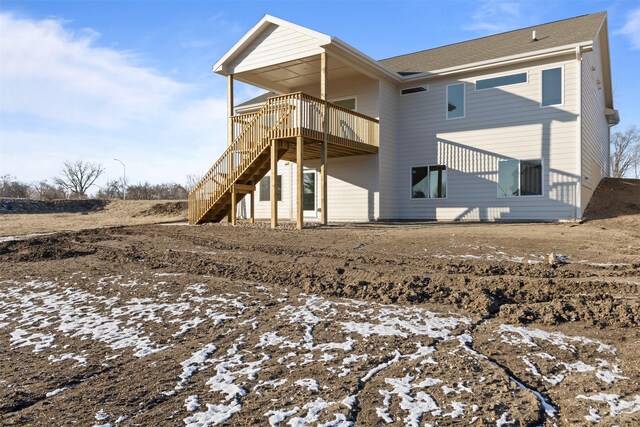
[411,165,447,199]
[401,85,429,95]
[259,175,282,202]
[498,159,542,197]
[475,72,527,90]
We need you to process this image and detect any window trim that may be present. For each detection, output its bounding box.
[410,164,448,200]
[497,158,544,198]
[540,65,564,108]
[474,71,528,91]
[330,95,357,112]
[446,83,465,120]
[401,85,429,96]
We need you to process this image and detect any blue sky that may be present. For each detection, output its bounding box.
[1,0,639,188]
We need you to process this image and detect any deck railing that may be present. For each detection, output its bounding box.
[188,92,379,224]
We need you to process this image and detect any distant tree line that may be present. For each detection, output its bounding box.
[1,158,195,200]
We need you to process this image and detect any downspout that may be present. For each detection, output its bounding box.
[575,46,583,220]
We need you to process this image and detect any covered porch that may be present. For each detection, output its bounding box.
[201,15,386,229]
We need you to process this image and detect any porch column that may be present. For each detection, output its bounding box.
[227,74,234,147]
[227,74,234,223]
[320,51,328,225]
[270,140,278,229]
[296,136,304,230]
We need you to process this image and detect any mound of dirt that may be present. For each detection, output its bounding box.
[0,199,108,214]
[583,178,640,220]
[134,201,187,217]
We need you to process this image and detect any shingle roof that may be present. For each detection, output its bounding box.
[378,12,606,74]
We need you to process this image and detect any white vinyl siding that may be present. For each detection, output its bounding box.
[395,55,579,221]
[229,24,324,74]
[580,35,610,215]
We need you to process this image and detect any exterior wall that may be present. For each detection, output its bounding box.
[294,74,381,221]
[250,156,378,222]
[395,55,580,221]
[229,24,323,74]
[251,162,293,220]
[378,79,398,219]
[580,35,610,215]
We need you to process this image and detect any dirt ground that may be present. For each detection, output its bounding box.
[0,200,187,237]
[0,187,639,426]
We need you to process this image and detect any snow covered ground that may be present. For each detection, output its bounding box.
[1,273,638,426]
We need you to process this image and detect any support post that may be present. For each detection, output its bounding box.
[227,74,234,223]
[320,52,328,225]
[227,74,234,147]
[296,136,304,230]
[270,140,278,229]
[250,190,255,224]
[231,189,236,226]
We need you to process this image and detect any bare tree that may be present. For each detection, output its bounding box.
[0,174,31,199]
[30,180,66,200]
[610,126,640,178]
[185,174,202,192]
[53,160,105,198]
[95,179,124,200]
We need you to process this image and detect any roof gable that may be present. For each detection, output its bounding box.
[214,15,331,74]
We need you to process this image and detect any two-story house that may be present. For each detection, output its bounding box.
[188,12,619,227]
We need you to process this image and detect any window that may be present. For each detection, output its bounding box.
[401,85,429,95]
[498,159,542,197]
[411,165,447,199]
[476,72,527,90]
[541,67,562,106]
[259,175,282,202]
[331,97,356,111]
[446,83,465,119]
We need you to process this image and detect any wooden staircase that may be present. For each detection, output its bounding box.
[188,95,296,224]
[188,92,380,225]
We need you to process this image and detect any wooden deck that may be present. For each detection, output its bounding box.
[188,92,379,225]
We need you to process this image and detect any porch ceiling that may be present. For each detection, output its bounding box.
[234,54,361,92]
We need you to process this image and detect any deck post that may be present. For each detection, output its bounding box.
[227,74,234,223]
[230,188,236,226]
[296,136,304,230]
[250,189,255,224]
[270,140,278,229]
[320,51,328,225]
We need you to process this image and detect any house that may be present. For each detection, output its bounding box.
[188,12,619,227]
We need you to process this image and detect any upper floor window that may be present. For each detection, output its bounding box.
[411,165,447,199]
[259,175,282,202]
[447,83,465,119]
[541,67,562,106]
[331,97,356,111]
[498,159,542,197]
[476,72,527,90]
[401,85,429,95]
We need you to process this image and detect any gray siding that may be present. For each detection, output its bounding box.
[395,56,580,221]
[580,36,610,215]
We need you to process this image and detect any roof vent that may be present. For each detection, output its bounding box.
[532,30,538,42]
